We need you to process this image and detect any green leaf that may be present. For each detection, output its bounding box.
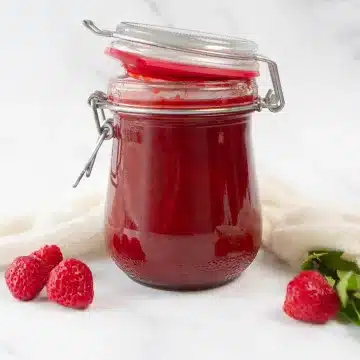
[340,298,360,326]
[309,250,345,260]
[325,276,336,287]
[309,249,343,256]
[337,311,352,324]
[325,256,360,273]
[336,271,354,307]
[353,292,360,299]
[337,313,351,323]
[301,252,328,271]
[302,250,360,281]
[351,299,360,320]
[306,251,329,259]
[337,270,360,291]
[339,308,360,326]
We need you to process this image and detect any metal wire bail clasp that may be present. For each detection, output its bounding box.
[255,55,285,113]
[73,91,114,188]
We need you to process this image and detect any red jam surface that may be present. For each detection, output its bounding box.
[104,78,261,290]
[106,47,259,81]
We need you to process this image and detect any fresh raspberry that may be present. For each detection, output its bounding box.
[5,256,47,301]
[46,259,94,309]
[30,245,63,274]
[283,270,340,324]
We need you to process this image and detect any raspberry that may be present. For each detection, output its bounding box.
[5,256,47,301]
[46,259,94,309]
[283,270,340,324]
[30,245,63,274]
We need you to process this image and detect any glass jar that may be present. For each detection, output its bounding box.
[74,20,285,290]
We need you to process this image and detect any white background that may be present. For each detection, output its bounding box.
[1,0,360,216]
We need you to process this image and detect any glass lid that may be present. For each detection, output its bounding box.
[113,22,258,58]
[83,20,260,80]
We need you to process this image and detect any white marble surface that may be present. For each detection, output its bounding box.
[1,0,360,358]
[1,251,360,360]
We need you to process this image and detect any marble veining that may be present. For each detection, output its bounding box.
[142,0,164,20]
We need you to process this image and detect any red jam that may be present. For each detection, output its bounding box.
[104,77,262,290]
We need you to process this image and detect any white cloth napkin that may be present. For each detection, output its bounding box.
[1,174,359,270]
[259,175,360,268]
[0,188,107,269]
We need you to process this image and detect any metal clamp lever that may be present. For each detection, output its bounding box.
[73,94,114,188]
[255,55,285,113]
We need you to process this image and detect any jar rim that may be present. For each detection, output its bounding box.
[109,75,253,89]
[107,76,258,111]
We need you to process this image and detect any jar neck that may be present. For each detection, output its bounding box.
[107,76,258,110]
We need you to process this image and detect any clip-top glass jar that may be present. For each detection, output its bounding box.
[74,20,285,290]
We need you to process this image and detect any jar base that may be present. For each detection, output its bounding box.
[127,274,240,292]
